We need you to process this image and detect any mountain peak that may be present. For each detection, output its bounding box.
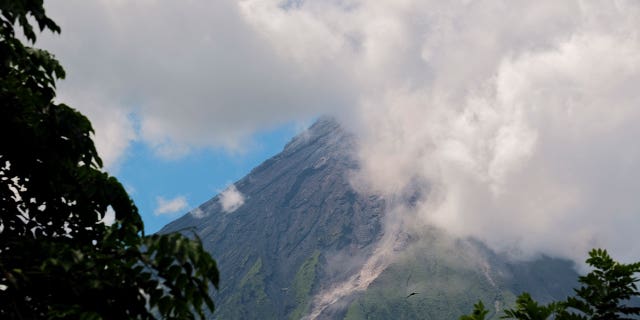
[282,117,352,155]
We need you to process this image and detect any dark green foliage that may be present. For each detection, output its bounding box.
[0,1,218,318]
[460,301,489,320]
[501,293,563,320]
[460,249,640,320]
[562,249,640,320]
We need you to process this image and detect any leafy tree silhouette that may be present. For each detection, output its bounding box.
[0,1,218,318]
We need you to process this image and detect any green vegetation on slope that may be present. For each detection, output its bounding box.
[216,257,277,319]
[344,233,520,320]
[290,251,321,320]
[343,256,510,320]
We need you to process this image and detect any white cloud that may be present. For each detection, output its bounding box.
[344,1,640,263]
[190,207,207,219]
[154,196,189,216]
[41,0,351,161]
[219,185,245,213]
[38,0,640,264]
[231,0,640,263]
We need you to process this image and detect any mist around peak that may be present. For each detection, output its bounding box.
[45,0,640,264]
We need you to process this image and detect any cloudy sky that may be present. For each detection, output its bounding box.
[41,0,640,262]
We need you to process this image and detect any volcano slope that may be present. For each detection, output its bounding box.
[160,118,578,319]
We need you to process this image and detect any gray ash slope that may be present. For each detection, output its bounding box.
[160,118,578,319]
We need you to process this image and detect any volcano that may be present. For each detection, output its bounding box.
[160,118,578,319]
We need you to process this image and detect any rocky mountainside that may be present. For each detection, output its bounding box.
[160,118,578,319]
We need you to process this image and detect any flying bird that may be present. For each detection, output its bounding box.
[406,292,420,298]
